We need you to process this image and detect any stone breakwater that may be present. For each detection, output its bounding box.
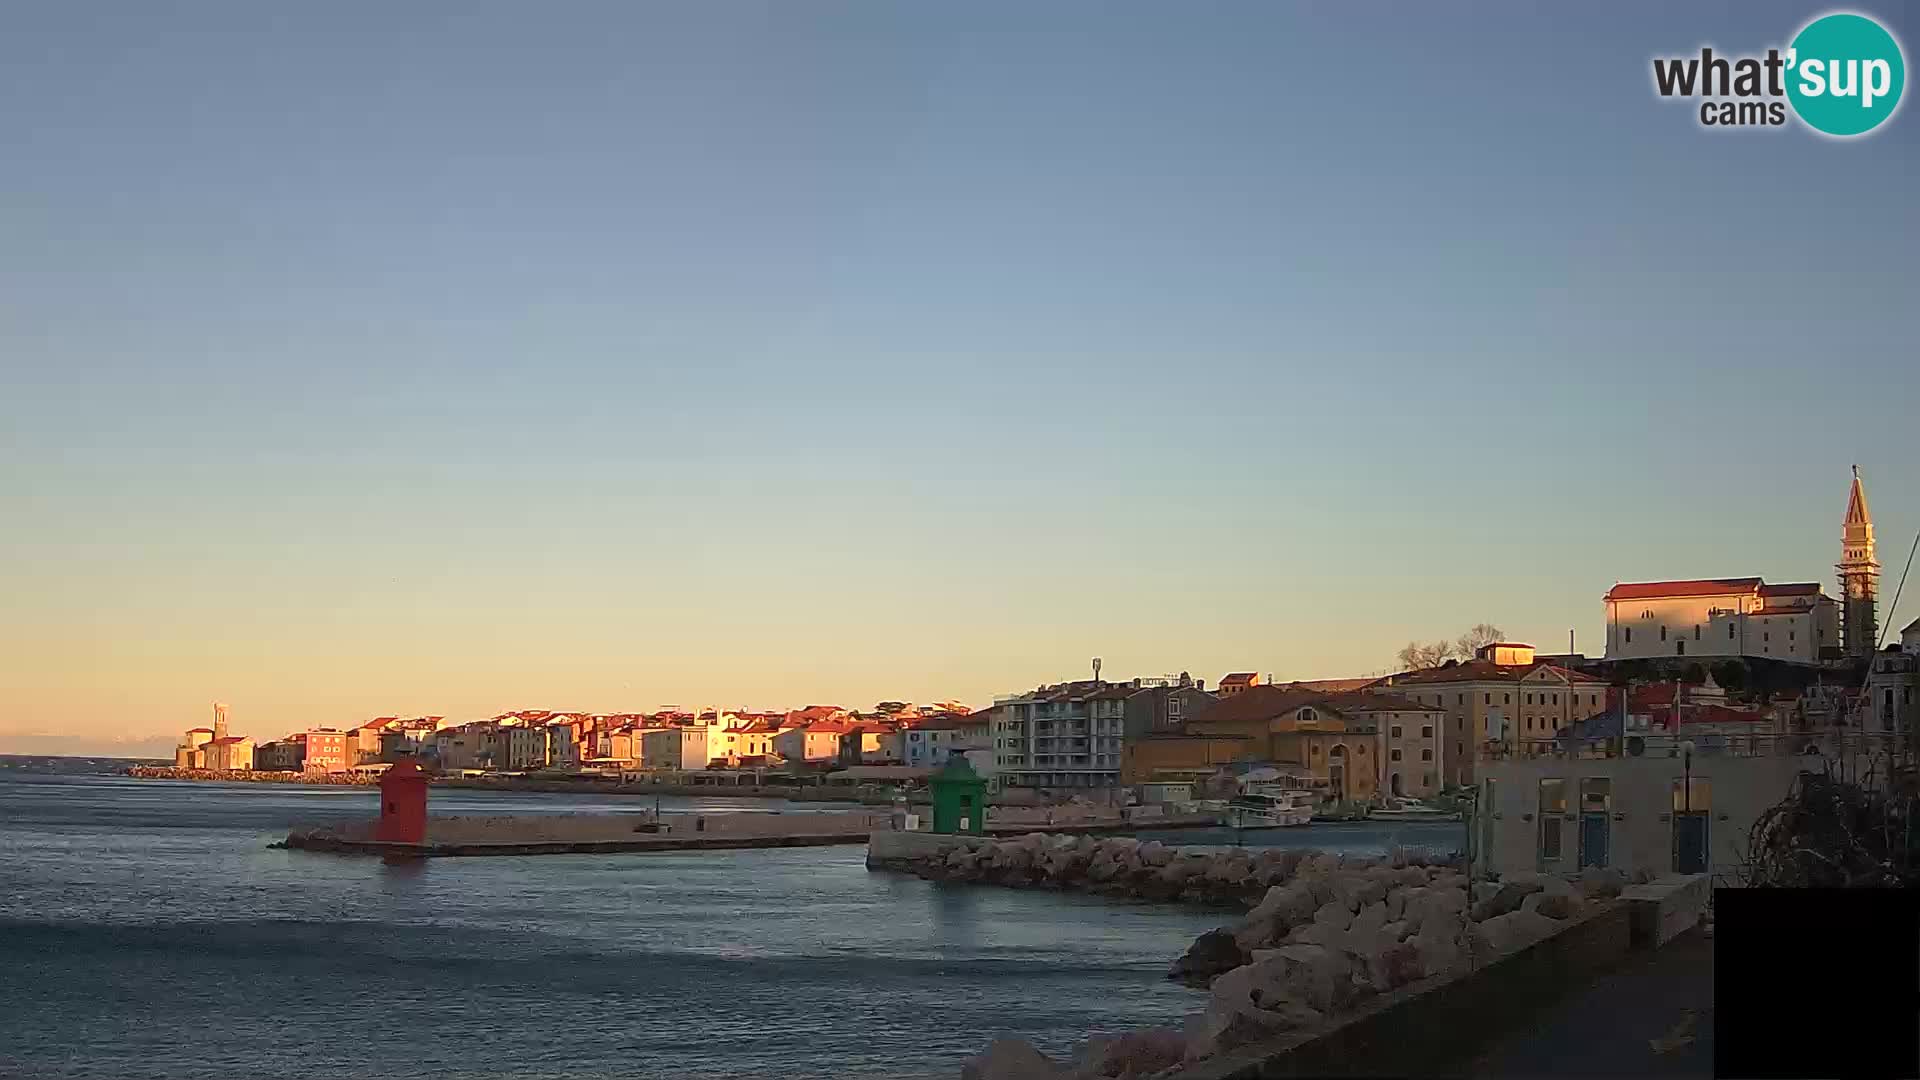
[928,836,1635,1079]
[868,831,1444,908]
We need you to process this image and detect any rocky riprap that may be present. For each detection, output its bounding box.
[957,853,1633,1079]
[888,832,1419,907]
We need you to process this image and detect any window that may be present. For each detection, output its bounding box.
[1526,694,1533,705]
[1485,693,1492,705]
[1423,772,1435,787]
[1390,748,1402,761]
[1660,626,1667,641]
[1422,725,1434,738]
[1730,623,1736,639]
[1789,630,1795,641]
[1503,694,1510,705]
[1694,625,1701,640]
[1625,627,1632,643]
[1539,779,1567,861]
[1677,641,1686,656]
[1763,632,1770,642]
[1672,777,1712,812]
[1421,749,1433,761]
[1391,725,1402,738]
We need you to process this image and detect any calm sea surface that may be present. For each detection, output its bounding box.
[0,774,1459,1080]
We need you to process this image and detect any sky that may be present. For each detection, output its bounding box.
[3,2,1916,754]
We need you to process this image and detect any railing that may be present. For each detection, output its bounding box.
[1491,732,1908,761]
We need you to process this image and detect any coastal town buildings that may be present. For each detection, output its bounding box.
[497,723,549,771]
[1343,694,1448,799]
[1215,673,1262,697]
[992,679,1130,789]
[1178,687,1384,802]
[1478,726,1900,882]
[1119,675,1217,739]
[201,735,254,771]
[1371,643,1608,785]
[641,726,714,771]
[1601,471,1874,666]
[1602,577,1840,664]
[897,712,992,769]
[1861,642,1919,742]
[301,730,352,772]
[254,737,304,772]
[170,704,254,770]
[773,718,851,763]
[709,718,780,763]
[173,727,214,768]
[1120,732,1255,787]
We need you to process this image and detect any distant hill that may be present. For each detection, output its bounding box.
[0,754,169,775]
[0,733,178,759]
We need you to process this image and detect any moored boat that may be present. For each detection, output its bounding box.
[1220,790,1315,829]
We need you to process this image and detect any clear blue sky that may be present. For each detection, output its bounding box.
[3,2,1915,750]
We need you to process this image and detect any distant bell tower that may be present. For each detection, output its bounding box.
[213,702,230,741]
[1839,465,1880,658]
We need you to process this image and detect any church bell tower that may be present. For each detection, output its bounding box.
[1839,465,1880,658]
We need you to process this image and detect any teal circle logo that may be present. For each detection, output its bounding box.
[1786,13,1906,136]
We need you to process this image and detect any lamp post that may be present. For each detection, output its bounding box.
[1682,739,1696,814]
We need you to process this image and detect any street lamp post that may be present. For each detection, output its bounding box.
[1683,740,1694,814]
[1681,738,1697,873]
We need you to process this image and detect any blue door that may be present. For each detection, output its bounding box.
[1673,813,1709,873]
[1579,812,1610,868]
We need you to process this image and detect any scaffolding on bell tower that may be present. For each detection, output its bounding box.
[1839,465,1880,659]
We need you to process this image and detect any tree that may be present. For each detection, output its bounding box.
[1454,623,1507,659]
[1395,623,1508,672]
[1396,640,1456,671]
[1709,661,1748,693]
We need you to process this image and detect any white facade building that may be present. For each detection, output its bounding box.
[899,715,991,769]
[641,727,712,771]
[1603,578,1839,664]
[1479,733,1898,883]
[993,681,1129,789]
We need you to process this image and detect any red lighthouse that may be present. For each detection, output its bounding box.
[376,758,430,844]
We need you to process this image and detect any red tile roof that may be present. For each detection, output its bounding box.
[1277,677,1379,694]
[1218,672,1260,686]
[1604,578,1763,601]
[1191,686,1360,728]
[1758,582,1822,597]
[1387,659,1606,687]
[909,714,985,732]
[1657,704,1769,727]
[1335,692,1444,713]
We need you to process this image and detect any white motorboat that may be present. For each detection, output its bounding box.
[1220,790,1315,829]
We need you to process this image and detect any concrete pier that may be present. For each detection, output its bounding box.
[284,810,887,857]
